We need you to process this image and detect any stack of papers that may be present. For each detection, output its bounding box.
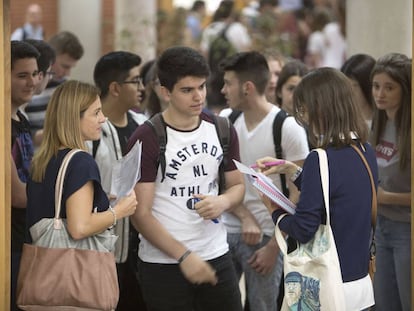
[110,141,142,204]
[233,159,296,214]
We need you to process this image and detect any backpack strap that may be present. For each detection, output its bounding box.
[92,140,100,158]
[212,114,231,194]
[145,113,167,182]
[273,109,289,196]
[228,109,242,124]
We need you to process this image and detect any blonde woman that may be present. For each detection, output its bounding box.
[26,80,136,245]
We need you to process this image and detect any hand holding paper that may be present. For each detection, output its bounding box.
[233,159,296,215]
[254,156,299,178]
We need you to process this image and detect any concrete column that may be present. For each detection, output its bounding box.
[58,0,102,83]
[346,0,412,59]
[115,0,157,63]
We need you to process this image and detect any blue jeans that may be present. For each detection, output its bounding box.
[227,233,283,311]
[373,215,411,311]
[138,252,242,311]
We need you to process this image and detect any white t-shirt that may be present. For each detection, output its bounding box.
[321,22,346,69]
[138,119,229,263]
[220,106,309,235]
[307,30,326,68]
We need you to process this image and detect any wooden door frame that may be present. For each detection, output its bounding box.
[0,1,413,309]
[1,0,11,310]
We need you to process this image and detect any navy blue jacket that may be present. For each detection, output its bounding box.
[272,143,378,282]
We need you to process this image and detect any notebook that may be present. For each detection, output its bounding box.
[233,159,296,215]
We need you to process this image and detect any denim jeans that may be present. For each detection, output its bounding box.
[227,233,283,311]
[373,215,411,311]
[138,252,242,311]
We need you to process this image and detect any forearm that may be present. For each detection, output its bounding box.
[11,158,27,208]
[68,209,116,240]
[221,183,245,212]
[230,202,254,221]
[287,180,300,204]
[66,181,133,239]
[379,191,411,206]
[266,234,279,251]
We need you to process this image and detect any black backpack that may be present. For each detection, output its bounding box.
[208,24,237,73]
[228,109,290,196]
[145,112,231,194]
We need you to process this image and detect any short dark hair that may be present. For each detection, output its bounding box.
[212,0,234,21]
[157,46,209,91]
[341,53,376,109]
[219,51,270,94]
[93,51,142,98]
[11,40,40,70]
[275,60,308,106]
[48,31,84,60]
[24,39,56,74]
[191,0,205,11]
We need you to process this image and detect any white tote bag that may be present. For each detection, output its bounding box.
[275,149,346,311]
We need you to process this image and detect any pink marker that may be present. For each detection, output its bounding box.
[250,160,285,169]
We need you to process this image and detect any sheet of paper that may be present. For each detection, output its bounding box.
[110,140,142,204]
[233,159,296,214]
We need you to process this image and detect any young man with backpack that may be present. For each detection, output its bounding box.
[219,51,309,311]
[91,51,148,310]
[127,46,245,311]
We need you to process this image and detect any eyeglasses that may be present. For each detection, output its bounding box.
[122,76,143,87]
[46,71,55,78]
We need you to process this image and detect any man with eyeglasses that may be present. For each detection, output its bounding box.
[90,51,148,311]
[10,40,40,311]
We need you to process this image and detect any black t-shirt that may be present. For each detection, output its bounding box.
[26,149,109,242]
[113,112,139,155]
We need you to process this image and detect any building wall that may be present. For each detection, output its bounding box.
[58,0,101,83]
[347,0,412,58]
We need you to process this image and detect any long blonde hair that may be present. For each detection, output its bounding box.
[31,80,100,182]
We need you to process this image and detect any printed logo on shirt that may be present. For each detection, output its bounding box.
[375,139,397,162]
[165,140,223,199]
[165,141,222,181]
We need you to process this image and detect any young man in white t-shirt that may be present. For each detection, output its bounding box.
[219,51,309,311]
[128,46,245,311]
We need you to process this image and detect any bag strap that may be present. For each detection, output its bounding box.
[274,149,330,255]
[228,109,242,124]
[273,110,289,196]
[145,113,167,182]
[212,114,231,194]
[314,148,330,226]
[350,144,377,251]
[54,149,83,226]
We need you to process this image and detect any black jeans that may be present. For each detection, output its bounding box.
[138,252,242,311]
